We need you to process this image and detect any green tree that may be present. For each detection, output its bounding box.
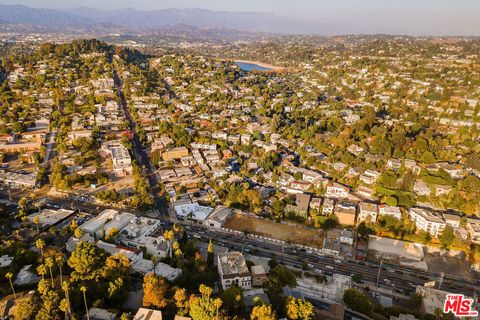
[343,289,373,316]
[439,225,455,248]
[67,241,107,281]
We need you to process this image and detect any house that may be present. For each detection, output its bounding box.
[154,262,182,282]
[359,170,381,185]
[434,185,452,196]
[409,207,446,237]
[466,218,480,244]
[334,203,357,226]
[442,213,461,228]
[378,205,402,220]
[386,159,402,171]
[414,180,431,196]
[251,265,268,287]
[358,202,378,224]
[322,198,335,215]
[325,183,350,199]
[217,252,251,290]
[134,308,163,320]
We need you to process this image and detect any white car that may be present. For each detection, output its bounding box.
[334,259,342,264]
[326,265,334,270]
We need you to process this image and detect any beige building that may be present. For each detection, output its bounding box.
[162,147,189,161]
[334,203,357,226]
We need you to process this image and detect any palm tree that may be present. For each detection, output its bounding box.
[151,255,159,276]
[163,230,174,258]
[56,256,64,284]
[33,216,40,233]
[80,286,90,320]
[5,272,17,303]
[45,257,54,287]
[35,238,45,259]
[214,298,222,320]
[62,281,72,316]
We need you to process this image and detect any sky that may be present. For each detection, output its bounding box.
[0,0,479,35]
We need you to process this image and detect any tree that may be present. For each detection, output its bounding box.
[251,304,276,320]
[143,273,168,309]
[343,289,373,316]
[207,239,214,267]
[67,241,107,281]
[14,296,40,320]
[174,287,188,312]
[285,297,314,320]
[220,285,243,316]
[439,225,455,249]
[189,285,223,320]
[105,227,120,241]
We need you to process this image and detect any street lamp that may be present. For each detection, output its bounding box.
[376,256,384,288]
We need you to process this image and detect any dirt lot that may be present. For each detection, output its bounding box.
[224,213,324,248]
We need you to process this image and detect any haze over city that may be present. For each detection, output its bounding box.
[0,0,479,35]
[0,1,479,320]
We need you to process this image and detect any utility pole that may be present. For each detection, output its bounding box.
[376,257,383,288]
[438,272,444,290]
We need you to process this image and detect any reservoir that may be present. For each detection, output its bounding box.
[236,61,273,72]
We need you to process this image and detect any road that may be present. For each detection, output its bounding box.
[43,131,56,166]
[112,68,169,217]
[182,223,480,297]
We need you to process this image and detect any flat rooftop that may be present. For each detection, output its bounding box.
[28,208,74,227]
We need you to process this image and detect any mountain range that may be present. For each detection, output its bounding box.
[0,4,326,35]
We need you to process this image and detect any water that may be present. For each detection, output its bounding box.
[235,62,272,72]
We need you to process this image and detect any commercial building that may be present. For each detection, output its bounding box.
[80,209,120,238]
[102,141,133,177]
[174,203,213,223]
[204,206,232,229]
[28,208,75,229]
[217,252,251,290]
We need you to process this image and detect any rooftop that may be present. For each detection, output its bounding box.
[218,252,249,276]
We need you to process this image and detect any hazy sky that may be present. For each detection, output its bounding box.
[1,0,479,35]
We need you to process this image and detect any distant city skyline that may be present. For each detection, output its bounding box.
[0,0,479,35]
